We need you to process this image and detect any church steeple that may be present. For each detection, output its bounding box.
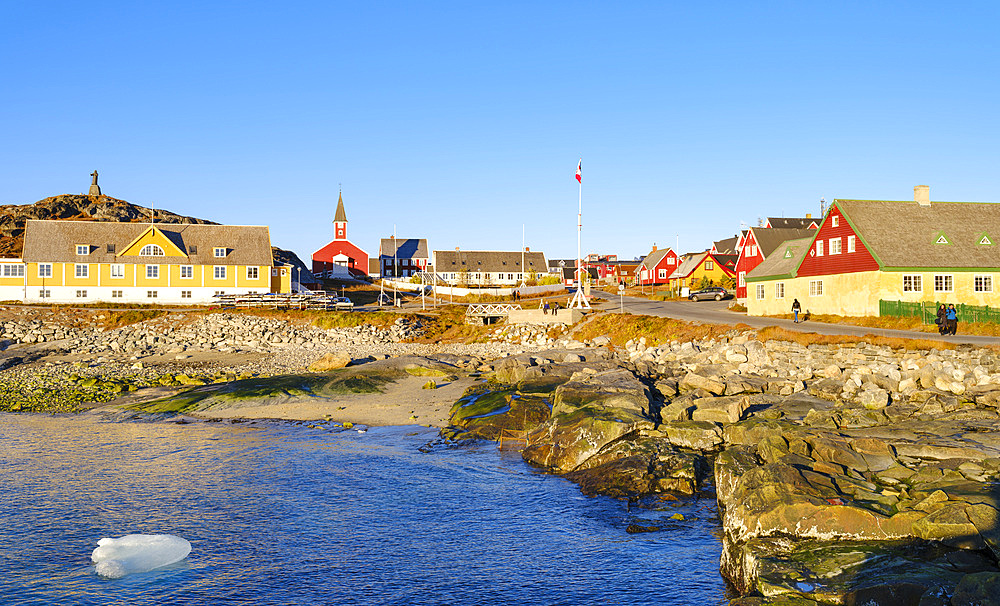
[333,189,348,240]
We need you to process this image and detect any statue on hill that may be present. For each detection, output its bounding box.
[88,170,101,196]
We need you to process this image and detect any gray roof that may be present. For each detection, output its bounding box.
[767,217,818,229]
[712,237,737,254]
[433,250,547,273]
[380,238,428,259]
[836,199,1000,269]
[669,252,708,279]
[22,220,273,266]
[638,248,671,271]
[745,236,813,281]
[750,227,816,258]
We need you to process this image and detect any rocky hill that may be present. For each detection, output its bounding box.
[0,194,309,275]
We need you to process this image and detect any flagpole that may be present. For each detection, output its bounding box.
[570,158,590,310]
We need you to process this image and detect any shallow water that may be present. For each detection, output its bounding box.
[0,413,730,605]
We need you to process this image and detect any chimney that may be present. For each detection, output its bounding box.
[455,247,460,251]
[651,244,657,252]
[915,185,930,207]
[524,247,529,252]
[805,213,812,218]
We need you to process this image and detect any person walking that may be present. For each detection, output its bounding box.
[791,299,801,323]
[946,304,958,335]
[936,304,947,335]
[551,302,559,316]
[543,301,550,315]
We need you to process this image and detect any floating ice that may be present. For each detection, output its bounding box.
[91,534,191,578]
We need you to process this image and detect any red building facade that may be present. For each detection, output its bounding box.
[311,193,370,279]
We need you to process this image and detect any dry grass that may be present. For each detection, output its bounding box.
[97,309,169,330]
[763,311,1000,338]
[408,304,494,343]
[754,325,957,351]
[573,312,745,347]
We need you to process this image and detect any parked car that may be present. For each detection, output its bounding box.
[688,287,729,301]
[333,296,354,310]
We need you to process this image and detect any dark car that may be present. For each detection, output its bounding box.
[688,287,729,301]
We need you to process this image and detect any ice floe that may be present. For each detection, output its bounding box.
[91,534,191,578]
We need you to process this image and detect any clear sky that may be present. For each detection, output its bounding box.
[3,2,999,262]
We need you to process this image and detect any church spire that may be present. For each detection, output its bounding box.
[333,189,348,240]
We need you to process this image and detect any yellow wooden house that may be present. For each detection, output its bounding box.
[0,220,289,304]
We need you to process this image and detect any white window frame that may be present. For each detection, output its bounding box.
[76,244,89,256]
[214,247,226,258]
[809,280,824,296]
[975,274,993,293]
[775,282,785,299]
[110,264,125,278]
[832,215,839,228]
[75,264,89,278]
[214,266,227,280]
[847,235,856,253]
[2,264,24,277]
[658,268,667,279]
[38,263,52,278]
[829,238,842,255]
[180,265,194,279]
[816,241,823,257]
[738,272,745,287]
[140,244,165,256]
[902,274,922,292]
[934,274,953,293]
[755,284,765,300]
[146,264,159,279]
[247,266,259,280]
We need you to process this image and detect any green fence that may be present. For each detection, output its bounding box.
[880,300,1000,324]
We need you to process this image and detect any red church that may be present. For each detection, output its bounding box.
[311,192,370,280]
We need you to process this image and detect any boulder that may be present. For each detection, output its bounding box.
[308,351,352,372]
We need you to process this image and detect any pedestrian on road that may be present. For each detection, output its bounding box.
[791,299,801,323]
[936,304,947,335]
[946,304,958,335]
[543,301,550,315]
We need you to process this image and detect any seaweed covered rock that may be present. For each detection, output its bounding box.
[445,384,551,441]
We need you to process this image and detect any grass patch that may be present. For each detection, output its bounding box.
[99,309,169,329]
[754,325,957,351]
[573,312,743,347]
[761,312,1000,337]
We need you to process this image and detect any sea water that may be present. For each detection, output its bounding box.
[0,413,730,605]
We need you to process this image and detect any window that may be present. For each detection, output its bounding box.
[214,247,226,258]
[188,245,197,254]
[140,244,165,256]
[755,284,765,300]
[2,264,24,277]
[214,266,227,279]
[775,282,785,299]
[902,275,922,292]
[147,290,158,298]
[658,269,667,279]
[667,257,675,265]
[214,290,225,296]
[180,265,194,279]
[832,216,839,227]
[38,264,52,278]
[106,244,115,253]
[110,264,125,278]
[829,238,842,255]
[975,275,993,293]
[738,272,745,287]
[705,260,714,271]
[146,265,159,279]
[816,241,823,257]
[809,280,824,296]
[76,245,89,256]
[39,289,50,298]
[847,235,856,253]
[76,290,87,298]
[247,266,259,280]
[181,290,192,299]
[934,275,953,292]
[111,290,123,298]
[74,264,88,278]
[749,244,757,257]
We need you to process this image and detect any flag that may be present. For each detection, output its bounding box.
[575,160,582,183]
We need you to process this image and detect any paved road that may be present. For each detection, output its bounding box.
[592,290,1000,347]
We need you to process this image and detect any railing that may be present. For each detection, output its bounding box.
[879,299,1000,324]
[465,303,522,317]
[214,292,349,311]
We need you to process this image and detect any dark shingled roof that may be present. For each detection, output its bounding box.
[433,250,547,273]
[750,227,816,258]
[22,220,273,266]
[713,237,737,254]
[745,236,813,281]
[767,217,818,229]
[380,238,428,259]
[836,199,1000,269]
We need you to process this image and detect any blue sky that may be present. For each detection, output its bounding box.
[3,2,999,261]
